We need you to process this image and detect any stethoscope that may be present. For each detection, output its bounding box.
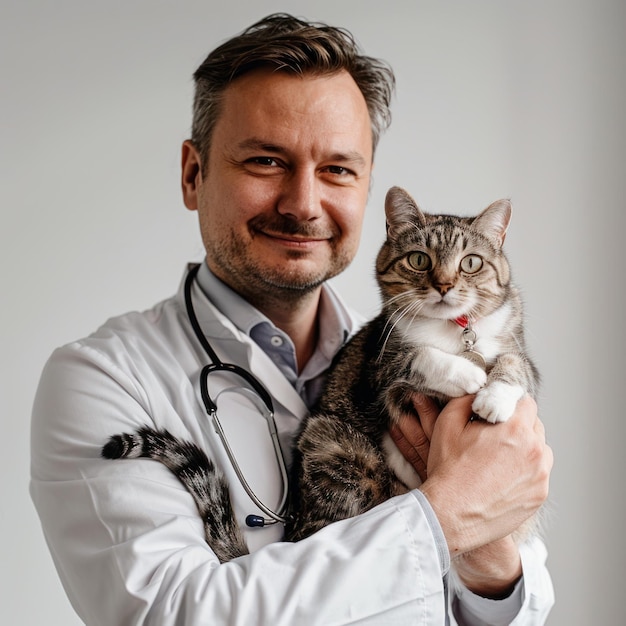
[184,264,290,528]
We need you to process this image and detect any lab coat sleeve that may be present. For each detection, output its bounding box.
[30,342,449,625]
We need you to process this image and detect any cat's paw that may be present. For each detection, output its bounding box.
[432,355,487,397]
[472,381,525,423]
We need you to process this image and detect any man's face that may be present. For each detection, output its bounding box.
[182,68,373,306]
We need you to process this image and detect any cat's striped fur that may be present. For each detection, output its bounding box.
[102,427,249,561]
[103,186,539,561]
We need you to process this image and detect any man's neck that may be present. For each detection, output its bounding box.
[207,261,323,371]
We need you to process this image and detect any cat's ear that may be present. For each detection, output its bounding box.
[473,199,512,248]
[384,186,427,239]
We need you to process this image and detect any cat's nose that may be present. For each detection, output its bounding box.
[434,282,454,295]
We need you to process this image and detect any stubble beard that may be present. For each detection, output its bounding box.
[206,230,352,309]
[203,213,355,307]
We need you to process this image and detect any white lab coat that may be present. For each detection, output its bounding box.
[30,267,554,625]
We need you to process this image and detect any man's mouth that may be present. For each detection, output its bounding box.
[249,214,337,246]
[262,231,329,245]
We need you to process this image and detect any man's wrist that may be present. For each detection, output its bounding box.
[453,537,522,599]
[417,478,524,599]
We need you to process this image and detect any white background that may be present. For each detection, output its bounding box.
[2,1,625,624]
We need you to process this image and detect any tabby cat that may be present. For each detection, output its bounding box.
[102,186,539,562]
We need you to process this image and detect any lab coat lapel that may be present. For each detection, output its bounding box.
[246,343,310,419]
[179,273,310,421]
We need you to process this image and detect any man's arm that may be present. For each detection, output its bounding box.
[31,343,450,625]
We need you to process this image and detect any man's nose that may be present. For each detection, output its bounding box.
[277,170,323,221]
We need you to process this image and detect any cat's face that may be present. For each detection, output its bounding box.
[376,187,512,322]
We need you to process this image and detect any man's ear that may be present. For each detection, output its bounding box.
[181,140,203,211]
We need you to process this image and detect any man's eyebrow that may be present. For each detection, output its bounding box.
[328,151,368,167]
[236,138,284,153]
[236,138,368,167]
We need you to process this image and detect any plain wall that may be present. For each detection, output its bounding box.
[2,1,625,623]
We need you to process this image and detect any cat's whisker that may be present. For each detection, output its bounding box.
[378,306,410,362]
[400,300,427,340]
[377,297,425,362]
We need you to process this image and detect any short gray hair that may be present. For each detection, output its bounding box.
[191,13,395,168]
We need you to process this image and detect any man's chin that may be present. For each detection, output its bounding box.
[211,250,352,301]
[258,270,327,293]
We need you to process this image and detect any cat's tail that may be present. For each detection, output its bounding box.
[102,427,249,563]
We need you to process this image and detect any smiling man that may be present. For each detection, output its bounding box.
[31,13,553,625]
[181,68,373,369]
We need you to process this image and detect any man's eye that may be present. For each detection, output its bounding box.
[326,165,351,176]
[250,157,279,167]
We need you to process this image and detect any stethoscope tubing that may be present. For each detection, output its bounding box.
[184,264,289,525]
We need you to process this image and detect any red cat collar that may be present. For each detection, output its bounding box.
[454,315,470,328]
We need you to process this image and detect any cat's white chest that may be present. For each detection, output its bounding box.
[399,304,512,363]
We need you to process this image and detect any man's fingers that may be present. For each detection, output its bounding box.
[389,418,428,482]
[410,393,440,439]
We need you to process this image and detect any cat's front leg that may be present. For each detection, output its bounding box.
[413,346,487,398]
[472,381,525,423]
[472,352,537,423]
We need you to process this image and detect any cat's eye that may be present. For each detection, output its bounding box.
[460,255,483,274]
[407,252,432,271]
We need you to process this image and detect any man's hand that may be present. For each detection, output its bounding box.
[420,394,551,549]
[392,394,552,598]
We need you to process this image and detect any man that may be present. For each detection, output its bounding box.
[31,13,553,624]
